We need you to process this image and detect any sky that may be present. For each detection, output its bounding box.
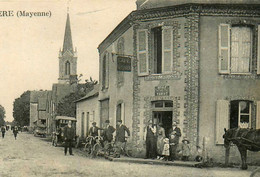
[0,0,136,121]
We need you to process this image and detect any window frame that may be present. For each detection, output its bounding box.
[219,24,254,75]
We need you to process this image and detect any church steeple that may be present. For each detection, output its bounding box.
[58,11,77,84]
[62,12,73,54]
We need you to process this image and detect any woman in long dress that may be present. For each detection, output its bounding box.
[157,123,165,159]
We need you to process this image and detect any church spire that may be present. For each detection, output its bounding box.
[62,12,73,54]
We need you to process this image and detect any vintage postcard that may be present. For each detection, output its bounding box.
[0,0,260,176]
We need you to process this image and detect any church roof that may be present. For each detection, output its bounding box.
[62,13,73,54]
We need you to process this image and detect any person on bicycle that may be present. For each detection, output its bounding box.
[103,120,115,156]
[89,122,103,137]
[89,122,103,145]
[114,119,130,158]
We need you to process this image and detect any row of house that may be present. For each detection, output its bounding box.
[75,0,260,163]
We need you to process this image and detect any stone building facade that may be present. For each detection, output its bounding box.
[95,0,260,162]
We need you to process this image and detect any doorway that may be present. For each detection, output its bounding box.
[153,111,172,137]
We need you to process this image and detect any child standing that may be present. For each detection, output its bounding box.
[161,138,170,161]
[181,138,190,161]
[169,133,178,162]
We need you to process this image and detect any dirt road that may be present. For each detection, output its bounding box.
[0,131,254,177]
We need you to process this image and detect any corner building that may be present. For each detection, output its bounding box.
[97,0,260,162]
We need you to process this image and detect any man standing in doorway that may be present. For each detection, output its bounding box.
[63,120,76,156]
[114,120,130,158]
[103,120,115,156]
[168,121,181,161]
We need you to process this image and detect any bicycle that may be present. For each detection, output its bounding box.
[91,136,104,158]
[83,136,96,155]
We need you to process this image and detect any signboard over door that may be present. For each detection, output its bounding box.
[155,86,170,96]
[117,56,131,72]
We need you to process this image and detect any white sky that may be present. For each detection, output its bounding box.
[0,0,136,121]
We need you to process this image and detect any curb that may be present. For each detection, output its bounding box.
[105,156,202,167]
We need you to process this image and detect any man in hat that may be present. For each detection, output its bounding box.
[89,122,103,137]
[103,120,115,155]
[145,119,157,159]
[114,120,130,158]
[168,121,181,161]
[63,120,76,156]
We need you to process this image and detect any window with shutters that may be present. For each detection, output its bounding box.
[219,24,253,74]
[230,100,252,129]
[137,30,149,76]
[151,26,173,74]
[137,26,173,76]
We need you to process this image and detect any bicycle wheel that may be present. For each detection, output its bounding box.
[84,143,92,155]
[92,143,101,158]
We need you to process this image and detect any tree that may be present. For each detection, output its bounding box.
[57,77,98,117]
[13,91,30,126]
[0,105,6,126]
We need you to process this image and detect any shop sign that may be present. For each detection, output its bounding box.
[117,56,131,72]
[155,86,170,96]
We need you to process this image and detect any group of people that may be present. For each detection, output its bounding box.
[90,119,130,158]
[1,125,19,140]
[62,119,191,161]
[145,120,190,162]
[62,119,131,158]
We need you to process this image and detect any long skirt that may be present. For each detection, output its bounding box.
[157,136,164,156]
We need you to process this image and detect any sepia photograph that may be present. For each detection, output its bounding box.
[1,0,260,176]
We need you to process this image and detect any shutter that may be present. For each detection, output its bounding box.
[216,100,229,144]
[256,101,260,129]
[121,102,125,124]
[137,29,149,76]
[219,24,231,74]
[162,26,173,73]
[257,25,260,74]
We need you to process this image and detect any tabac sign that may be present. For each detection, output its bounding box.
[155,86,170,96]
[117,56,131,72]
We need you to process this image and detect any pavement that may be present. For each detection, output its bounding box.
[105,156,201,167]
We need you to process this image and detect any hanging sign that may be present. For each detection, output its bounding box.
[117,56,131,72]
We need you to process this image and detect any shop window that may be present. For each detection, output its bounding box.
[219,24,252,74]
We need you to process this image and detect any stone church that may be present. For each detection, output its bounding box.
[30,12,78,134]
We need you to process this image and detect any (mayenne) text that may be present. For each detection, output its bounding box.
[16,11,51,18]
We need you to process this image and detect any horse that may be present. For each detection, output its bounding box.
[223,128,260,170]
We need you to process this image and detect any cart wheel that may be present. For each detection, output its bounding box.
[84,143,92,155]
[92,143,101,158]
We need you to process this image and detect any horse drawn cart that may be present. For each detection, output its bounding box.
[52,116,77,147]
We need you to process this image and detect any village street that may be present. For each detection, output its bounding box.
[0,131,257,177]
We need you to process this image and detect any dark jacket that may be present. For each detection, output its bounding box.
[146,125,157,140]
[63,126,76,140]
[169,135,179,147]
[168,127,181,144]
[116,124,130,142]
[103,125,115,142]
[89,126,102,137]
